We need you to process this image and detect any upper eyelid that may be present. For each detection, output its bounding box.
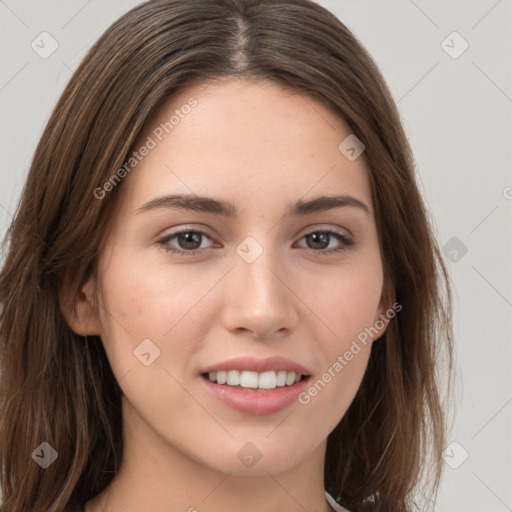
[162,223,351,236]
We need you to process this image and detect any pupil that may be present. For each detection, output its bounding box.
[309,232,328,249]
[180,232,201,250]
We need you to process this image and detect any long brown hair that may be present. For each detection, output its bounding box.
[0,1,454,510]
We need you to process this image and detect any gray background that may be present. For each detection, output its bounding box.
[1,1,511,510]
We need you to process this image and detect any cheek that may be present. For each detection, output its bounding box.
[300,256,384,345]
[95,246,224,382]
[327,272,382,376]
[296,257,382,417]
[100,244,194,328]
[94,252,179,367]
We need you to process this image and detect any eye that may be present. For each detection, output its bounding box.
[157,228,216,256]
[295,229,355,255]
[157,228,355,256]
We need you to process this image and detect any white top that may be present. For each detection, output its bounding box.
[325,490,351,511]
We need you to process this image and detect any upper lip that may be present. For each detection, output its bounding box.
[200,356,311,375]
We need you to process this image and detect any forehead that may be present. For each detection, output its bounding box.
[118,77,373,217]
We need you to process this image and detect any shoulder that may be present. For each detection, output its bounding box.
[325,490,352,512]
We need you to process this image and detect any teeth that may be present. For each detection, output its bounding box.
[276,370,287,386]
[240,371,259,388]
[258,371,276,389]
[227,370,240,386]
[206,370,305,389]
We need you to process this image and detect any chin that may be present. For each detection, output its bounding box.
[195,436,312,477]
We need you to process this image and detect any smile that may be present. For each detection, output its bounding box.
[204,370,306,390]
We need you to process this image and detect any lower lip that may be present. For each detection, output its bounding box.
[199,375,310,415]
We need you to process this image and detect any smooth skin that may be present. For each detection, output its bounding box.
[61,78,392,512]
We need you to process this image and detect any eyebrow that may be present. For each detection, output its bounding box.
[135,193,370,217]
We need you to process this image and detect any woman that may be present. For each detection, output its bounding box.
[0,1,454,511]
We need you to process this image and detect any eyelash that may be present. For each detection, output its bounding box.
[157,228,355,257]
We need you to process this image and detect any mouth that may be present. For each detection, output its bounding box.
[201,370,310,391]
[198,355,312,414]
[198,357,312,415]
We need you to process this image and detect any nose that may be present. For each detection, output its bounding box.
[220,246,299,340]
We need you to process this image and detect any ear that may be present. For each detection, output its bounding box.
[58,269,102,336]
[371,273,396,342]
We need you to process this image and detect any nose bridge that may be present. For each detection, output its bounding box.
[222,235,297,337]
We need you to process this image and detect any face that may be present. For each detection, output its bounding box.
[73,78,391,477]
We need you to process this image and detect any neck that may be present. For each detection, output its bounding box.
[86,397,333,512]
